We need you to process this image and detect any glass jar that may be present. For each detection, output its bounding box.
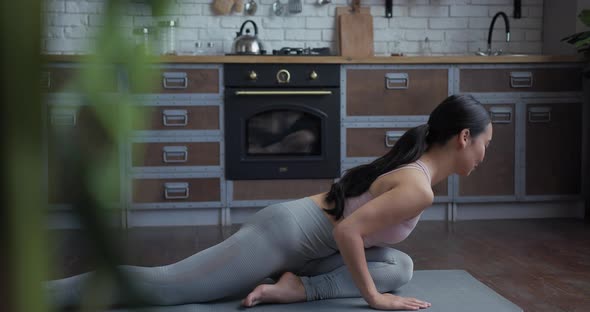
[133,27,155,55]
[158,20,178,55]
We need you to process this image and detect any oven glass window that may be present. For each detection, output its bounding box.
[246,109,321,156]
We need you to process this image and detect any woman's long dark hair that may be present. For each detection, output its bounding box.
[324,94,491,220]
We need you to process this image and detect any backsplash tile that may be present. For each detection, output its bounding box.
[42,0,543,56]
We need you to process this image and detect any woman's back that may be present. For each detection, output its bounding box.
[311,159,432,244]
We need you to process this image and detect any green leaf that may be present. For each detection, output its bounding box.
[562,31,590,46]
[574,36,590,49]
[579,9,590,27]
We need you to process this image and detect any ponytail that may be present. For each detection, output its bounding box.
[324,94,490,220]
[324,124,430,220]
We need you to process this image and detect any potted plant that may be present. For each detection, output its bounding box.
[562,9,590,56]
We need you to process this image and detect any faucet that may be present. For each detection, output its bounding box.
[477,12,511,56]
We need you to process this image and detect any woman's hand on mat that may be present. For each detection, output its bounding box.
[368,293,431,310]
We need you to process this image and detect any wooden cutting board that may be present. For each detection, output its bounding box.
[337,4,373,57]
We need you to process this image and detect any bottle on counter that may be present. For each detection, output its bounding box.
[421,37,432,56]
[158,20,178,55]
[133,26,155,55]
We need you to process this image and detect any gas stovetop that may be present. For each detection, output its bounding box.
[226,47,333,56]
[272,47,332,56]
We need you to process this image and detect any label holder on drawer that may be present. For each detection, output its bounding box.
[51,108,77,127]
[489,107,513,124]
[385,73,409,90]
[164,182,190,199]
[528,107,551,123]
[163,146,188,163]
[510,71,533,88]
[162,109,188,127]
[162,72,188,89]
[41,71,51,90]
[385,130,404,147]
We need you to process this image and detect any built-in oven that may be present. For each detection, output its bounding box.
[224,64,340,180]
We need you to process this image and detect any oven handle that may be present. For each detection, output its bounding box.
[234,90,333,95]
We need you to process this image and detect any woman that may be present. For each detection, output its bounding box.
[47,94,492,311]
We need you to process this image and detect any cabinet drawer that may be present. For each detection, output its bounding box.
[42,66,118,93]
[132,142,220,167]
[132,178,220,203]
[346,69,448,116]
[459,104,515,196]
[132,106,220,131]
[346,128,410,157]
[131,68,219,94]
[459,68,582,93]
[233,180,333,201]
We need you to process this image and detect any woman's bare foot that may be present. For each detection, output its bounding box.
[241,272,307,307]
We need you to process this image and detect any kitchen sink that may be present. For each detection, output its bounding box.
[474,51,529,56]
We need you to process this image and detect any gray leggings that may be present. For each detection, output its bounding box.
[47,197,414,306]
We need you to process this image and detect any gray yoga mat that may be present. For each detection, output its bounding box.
[111,270,522,312]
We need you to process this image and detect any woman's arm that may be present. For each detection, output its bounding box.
[332,173,433,309]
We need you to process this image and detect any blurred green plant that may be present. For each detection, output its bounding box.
[3,1,170,311]
[562,9,590,54]
[50,1,174,311]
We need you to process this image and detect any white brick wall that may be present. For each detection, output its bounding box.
[43,0,544,56]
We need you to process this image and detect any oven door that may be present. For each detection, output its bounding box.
[225,87,340,180]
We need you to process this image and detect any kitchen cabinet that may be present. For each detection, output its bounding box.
[132,106,220,131]
[525,102,583,196]
[132,177,221,203]
[343,65,452,202]
[42,63,125,230]
[132,141,220,168]
[130,68,219,94]
[346,68,448,116]
[459,67,582,93]
[42,65,118,93]
[458,104,516,198]
[44,64,121,212]
[458,64,585,203]
[42,57,586,227]
[47,104,121,205]
[127,64,225,227]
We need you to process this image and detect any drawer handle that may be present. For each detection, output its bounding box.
[385,73,409,90]
[510,71,533,88]
[489,107,512,124]
[41,71,51,90]
[50,109,77,126]
[385,131,404,147]
[162,72,188,89]
[528,107,551,123]
[235,90,333,95]
[164,182,190,199]
[162,109,188,127]
[163,146,188,163]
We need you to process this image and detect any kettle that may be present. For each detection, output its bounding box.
[232,20,265,55]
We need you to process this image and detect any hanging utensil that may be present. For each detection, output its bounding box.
[385,0,392,18]
[244,0,257,15]
[288,0,302,14]
[272,0,285,16]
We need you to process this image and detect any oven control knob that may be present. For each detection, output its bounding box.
[249,70,257,80]
[310,71,318,80]
[276,69,291,84]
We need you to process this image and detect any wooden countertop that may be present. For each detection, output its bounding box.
[44,54,585,64]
